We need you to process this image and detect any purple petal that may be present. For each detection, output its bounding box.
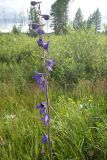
[42,134,48,144]
[37,37,43,47]
[35,27,45,35]
[33,72,43,85]
[40,107,46,114]
[40,102,47,114]
[47,60,55,71]
[41,15,50,20]
[32,23,39,30]
[42,114,49,125]
[36,104,41,109]
[41,102,47,108]
[36,102,47,114]
[40,80,46,91]
[43,42,49,51]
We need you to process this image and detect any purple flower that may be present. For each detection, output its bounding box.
[31,1,41,6]
[33,72,43,85]
[33,72,46,91]
[42,134,48,144]
[37,37,43,47]
[36,102,47,114]
[32,23,39,30]
[32,23,44,30]
[47,60,55,71]
[39,80,46,91]
[43,42,49,51]
[41,14,50,20]
[42,114,49,125]
[35,27,45,35]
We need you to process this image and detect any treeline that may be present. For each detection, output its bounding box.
[50,0,102,34]
[73,8,101,32]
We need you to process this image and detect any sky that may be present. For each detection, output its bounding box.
[0,0,107,30]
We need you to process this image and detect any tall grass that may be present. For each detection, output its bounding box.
[0,32,107,160]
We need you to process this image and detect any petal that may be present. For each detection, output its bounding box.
[36,104,41,109]
[41,14,50,20]
[42,134,48,144]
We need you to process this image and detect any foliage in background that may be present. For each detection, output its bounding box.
[28,5,39,36]
[11,25,21,34]
[73,7,102,32]
[50,0,70,34]
[73,8,84,30]
[0,32,107,159]
[87,8,101,32]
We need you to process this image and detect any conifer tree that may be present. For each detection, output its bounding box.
[87,14,93,29]
[92,8,101,32]
[28,6,39,23]
[50,0,70,34]
[73,8,84,30]
[87,8,101,32]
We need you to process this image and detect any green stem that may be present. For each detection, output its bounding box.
[43,48,52,160]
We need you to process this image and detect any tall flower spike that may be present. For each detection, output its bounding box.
[36,102,47,114]
[42,134,48,144]
[47,60,55,71]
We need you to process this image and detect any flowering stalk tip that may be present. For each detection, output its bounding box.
[31,1,42,6]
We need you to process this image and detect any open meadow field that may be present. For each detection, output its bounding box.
[0,31,107,160]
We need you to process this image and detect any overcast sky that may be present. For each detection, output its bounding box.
[0,0,107,23]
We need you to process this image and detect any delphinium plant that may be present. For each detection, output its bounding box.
[31,1,55,159]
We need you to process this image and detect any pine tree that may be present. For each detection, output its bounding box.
[28,6,39,24]
[92,8,101,32]
[50,0,70,34]
[73,8,84,30]
[87,14,93,29]
[87,8,101,32]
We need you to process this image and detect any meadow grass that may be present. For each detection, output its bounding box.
[0,32,107,160]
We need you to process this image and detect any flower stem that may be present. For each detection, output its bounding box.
[43,48,52,160]
[46,81,52,160]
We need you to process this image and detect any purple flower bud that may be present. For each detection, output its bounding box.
[47,60,55,71]
[42,114,49,125]
[43,42,49,51]
[33,72,46,91]
[36,102,47,114]
[32,23,39,30]
[32,23,45,30]
[35,27,45,35]
[40,80,46,91]
[33,72,43,85]
[37,37,43,47]
[42,134,48,144]
[41,14,50,20]
[31,1,41,6]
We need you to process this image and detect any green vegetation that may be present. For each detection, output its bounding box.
[0,31,107,160]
